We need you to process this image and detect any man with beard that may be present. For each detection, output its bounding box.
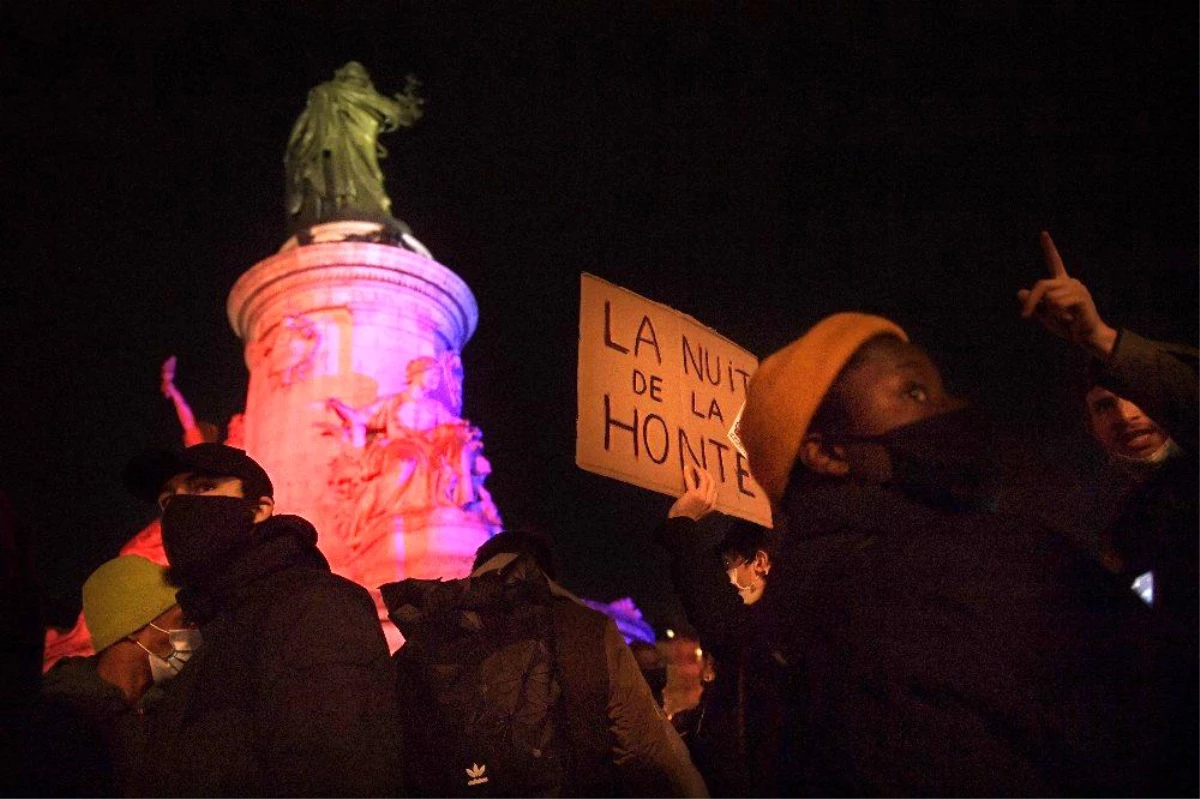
[1019,231,1197,611]
[1019,230,1197,791]
[737,312,1167,796]
[123,443,399,796]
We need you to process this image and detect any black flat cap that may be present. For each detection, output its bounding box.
[123,443,274,503]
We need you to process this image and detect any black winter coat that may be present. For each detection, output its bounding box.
[1095,329,1198,614]
[140,515,400,797]
[1093,329,1199,792]
[656,517,791,798]
[771,478,1169,797]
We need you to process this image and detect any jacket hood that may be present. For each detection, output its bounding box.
[380,551,552,642]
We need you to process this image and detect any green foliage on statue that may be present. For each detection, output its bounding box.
[285,61,424,235]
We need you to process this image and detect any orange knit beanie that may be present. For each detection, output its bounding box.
[741,313,908,504]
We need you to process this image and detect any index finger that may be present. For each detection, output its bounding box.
[1040,231,1068,279]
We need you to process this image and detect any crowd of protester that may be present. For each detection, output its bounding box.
[4,232,1196,796]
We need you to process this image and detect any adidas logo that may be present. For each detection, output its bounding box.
[466,763,490,787]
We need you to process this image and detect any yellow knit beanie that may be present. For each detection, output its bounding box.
[741,313,908,505]
[83,556,179,653]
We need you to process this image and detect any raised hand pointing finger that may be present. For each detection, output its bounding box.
[1016,231,1117,358]
[1040,230,1068,279]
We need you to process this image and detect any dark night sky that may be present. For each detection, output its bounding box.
[3,2,1196,630]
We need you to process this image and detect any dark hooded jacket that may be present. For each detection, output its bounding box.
[769,477,1169,797]
[140,514,400,797]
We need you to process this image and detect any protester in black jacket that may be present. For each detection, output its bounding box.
[655,472,789,798]
[737,312,1170,796]
[1019,231,1198,607]
[384,530,707,798]
[125,443,400,797]
[1019,230,1198,791]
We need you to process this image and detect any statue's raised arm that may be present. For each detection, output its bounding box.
[284,62,424,235]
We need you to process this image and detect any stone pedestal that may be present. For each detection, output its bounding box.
[227,232,497,650]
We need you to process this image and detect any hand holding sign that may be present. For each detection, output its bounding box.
[668,464,719,521]
[1017,231,1118,358]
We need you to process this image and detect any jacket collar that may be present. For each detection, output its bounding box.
[41,655,164,713]
[781,477,954,542]
[177,514,329,625]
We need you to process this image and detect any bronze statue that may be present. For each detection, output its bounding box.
[284,61,423,234]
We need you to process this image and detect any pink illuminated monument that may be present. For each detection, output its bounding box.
[228,228,501,651]
[44,62,499,665]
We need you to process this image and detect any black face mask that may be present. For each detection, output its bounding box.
[161,495,259,587]
[836,406,1002,512]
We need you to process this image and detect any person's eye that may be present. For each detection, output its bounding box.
[193,479,219,493]
[905,384,929,403]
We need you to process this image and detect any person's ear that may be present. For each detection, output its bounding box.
[252,497,275,524]
[752,549,771,577]
[798,433,850,477]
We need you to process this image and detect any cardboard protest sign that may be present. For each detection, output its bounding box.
[576,274,773,527]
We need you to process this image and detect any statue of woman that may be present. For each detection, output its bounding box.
[328,357,456,443]
[326,357,469,543]
[284,62,423,234]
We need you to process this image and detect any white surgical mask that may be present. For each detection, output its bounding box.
[1111,438,1183,482]
[726,566,755,592]
[136,624,203,684]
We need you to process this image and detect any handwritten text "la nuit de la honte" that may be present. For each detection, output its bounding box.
[600,301,757,497]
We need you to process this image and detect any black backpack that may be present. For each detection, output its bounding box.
[384,555,571,797]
